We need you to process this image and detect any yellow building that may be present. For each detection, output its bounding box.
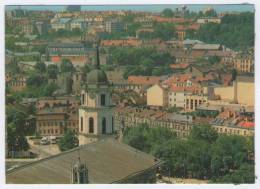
[236,76,254,106]
[214,86,234,102]
[213,76,254,106]
[212,125,254,137]
[147,84,168,107]
[233,55,254,73]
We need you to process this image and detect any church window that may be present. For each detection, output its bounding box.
[89,117,94,133]
[112,117,114,133]
[82,94,85,105]
[102,117,106,134]
[80,117,83,132]
[101,94,106,106]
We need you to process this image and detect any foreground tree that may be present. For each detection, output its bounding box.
[58,130,78,151]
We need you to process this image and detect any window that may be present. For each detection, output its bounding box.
[112,117,114,133]
[82,94,85,105]
[89,117,94,133]
[80,117,83,132]
[102,117,106,134]
[101,94,106,106]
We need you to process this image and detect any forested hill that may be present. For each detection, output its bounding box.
[188,12,254,51]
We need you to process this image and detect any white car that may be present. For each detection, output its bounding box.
[40,137,49,145]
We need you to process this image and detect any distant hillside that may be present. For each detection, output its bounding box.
[188,12,254,50]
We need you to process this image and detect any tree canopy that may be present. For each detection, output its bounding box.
[58,130,79,151]
[161,8,174,17]
[123,124,255,183]
[60,59,74,73]
[188,12,254,50]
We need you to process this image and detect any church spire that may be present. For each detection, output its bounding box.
[96,45,100,69]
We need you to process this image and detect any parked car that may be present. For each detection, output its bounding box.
[40,137,49,145]
[49,136,57,144]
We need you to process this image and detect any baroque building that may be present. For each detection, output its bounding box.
[78,45,114,145]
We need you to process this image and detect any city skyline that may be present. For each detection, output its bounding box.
[4,3,256,185]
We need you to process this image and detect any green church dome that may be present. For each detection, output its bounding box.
[87,69,108,85]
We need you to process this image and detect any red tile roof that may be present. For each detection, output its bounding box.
[170,63,190,69]
[170,86,201,93]
[239,121,254,128]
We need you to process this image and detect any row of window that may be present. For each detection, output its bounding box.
[214,127,249,136]
[38,128,78,135]
[38,121,77,127]
[80,117,114,134]
[117,116,190,131]
[81,93,106,106]
[9,81,26,87]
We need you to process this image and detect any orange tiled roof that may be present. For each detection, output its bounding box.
[163,74,193,85]
[101,39,141,47]
[239,121,254,128]
[170,85,202,93]
[152,16,192,23]
[170,63,190,69]
[175,23,200,31]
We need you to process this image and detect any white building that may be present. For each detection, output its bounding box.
[51,18,71,31]
[71,18,87,31]
[169,90,188,108]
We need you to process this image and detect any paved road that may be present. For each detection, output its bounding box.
[27,137,61,159]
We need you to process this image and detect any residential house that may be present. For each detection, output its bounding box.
[147,84,168,107]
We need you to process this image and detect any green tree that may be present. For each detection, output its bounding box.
[35,62,46,73]
[211,163,255,184]
[161,8,174,17]
[26,73,47,87]
[47,64,59,79]
[154,23,176,41]
[211,135,248,177]
[190,124,218,144]
[208,56,221,64]
[6,106,30,152]
[231,69,237,81]
[191,12,254,50]
[60,59,74,73]
[42,83,59,96]
[58,130,78,151]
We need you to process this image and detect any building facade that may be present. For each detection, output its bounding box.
[147,84,168,107]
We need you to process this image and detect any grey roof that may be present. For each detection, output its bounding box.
[163,113,193,123]
[71,18,85,23]
[58,18,71,24]
[47,43,94,55]
[6,138,159,184]
[192,43,221,50]
[48,43,85,48]
[183,39,204,45]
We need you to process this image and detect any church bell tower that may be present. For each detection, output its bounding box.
[78,43,114,145]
